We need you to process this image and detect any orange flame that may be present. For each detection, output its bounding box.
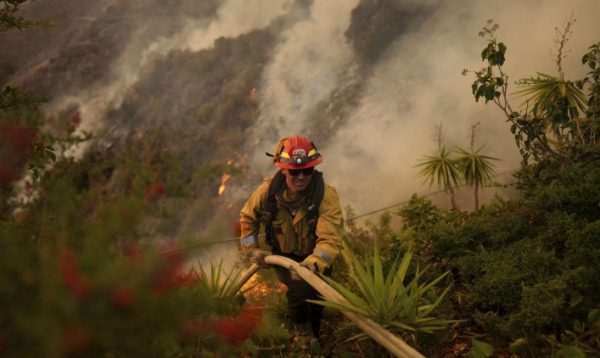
[218,174,232,196]
[227,159,234,165]
[242,273,286,301]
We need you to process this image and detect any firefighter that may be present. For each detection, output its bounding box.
[239,135,344,342]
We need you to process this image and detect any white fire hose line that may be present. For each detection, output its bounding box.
[239,256,425,358]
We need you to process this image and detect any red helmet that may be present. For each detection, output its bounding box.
[270,135,323,169]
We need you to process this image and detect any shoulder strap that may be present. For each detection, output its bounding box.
[261,170,285,246]
[305,171,325,235]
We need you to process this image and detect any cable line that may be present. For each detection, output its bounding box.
[348,168,519,220]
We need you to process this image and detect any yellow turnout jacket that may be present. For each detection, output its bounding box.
[239,175,344,272]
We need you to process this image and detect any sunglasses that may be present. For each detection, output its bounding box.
[288,167,315,177]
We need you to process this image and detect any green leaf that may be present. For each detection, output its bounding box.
[498,42,507,55]
[557,346,586,358]
[481,47,489,61]
[306,299,368,316]
[45,149,56,162]
[588,309,600,327]
[388,321,417,331]
[509,338,528,354]
[472,339,494,357]
[320,275,368,309]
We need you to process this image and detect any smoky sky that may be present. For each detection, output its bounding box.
[5,0,600,221]
[249,0,600,215]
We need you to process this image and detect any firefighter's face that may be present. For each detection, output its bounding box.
[282,168,313,194]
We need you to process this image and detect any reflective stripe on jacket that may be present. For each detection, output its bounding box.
[239,175,343,272]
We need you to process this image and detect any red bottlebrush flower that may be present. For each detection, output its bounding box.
[62,324,92,354]
[111,285,136,308]
[173,269,198,288]
[122,241,142,261]
[0,123,36,185]
[24,181,33,196]
[163,248,183,266]
[145,183,166,198]
[214,306,264,346]
[71,113,81,126]
[58,248,89,300]
[151,265,180,296]
[231,221,242,237]
[1,123,36,151]
[0,168,13,184]
[214,319,250,345]
[192,193,197,200]
[151,272,174,296]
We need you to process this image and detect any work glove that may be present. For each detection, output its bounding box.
[290,260,319,281]
[247,249,272,269]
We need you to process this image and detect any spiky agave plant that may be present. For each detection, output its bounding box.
[193,260,256,299]
[309,245,460,341]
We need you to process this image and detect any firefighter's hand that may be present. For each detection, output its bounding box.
[247,250,272,269]
[290,261,318,281]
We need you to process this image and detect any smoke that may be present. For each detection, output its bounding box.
[288,0,600,215]
[247,0,360,172]
[6,0,600,223]
[44,0,289,157]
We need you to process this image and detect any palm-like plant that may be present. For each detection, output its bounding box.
[414,147,461,210]
[454,146,498,211]
[308,245,459,343]
[513,72,588,137]
[193,260,255,299]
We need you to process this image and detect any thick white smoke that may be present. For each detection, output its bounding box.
[47,0,290,157]
[247,0,360,173]
[257,0,600,215]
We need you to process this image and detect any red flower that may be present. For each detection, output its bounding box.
[215,319,250,345]
[0,123,36,185]
[1,123,36,151]
[62,324,92,354]
[71,113,81,125]
[214,306,264,346]
[145,183,166,198]
[25,181,33,196]
[173,269,198,288]
[111,285,136,308]
[122,242,142,261]
[58,248,89,300]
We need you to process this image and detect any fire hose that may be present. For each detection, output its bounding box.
[237,255,425,358]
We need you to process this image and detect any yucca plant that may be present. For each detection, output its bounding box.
[513,72,588,137]
[193,260,255,299]
[415,146,461,210]
[309,245,459,342]
[454,145,498,210]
